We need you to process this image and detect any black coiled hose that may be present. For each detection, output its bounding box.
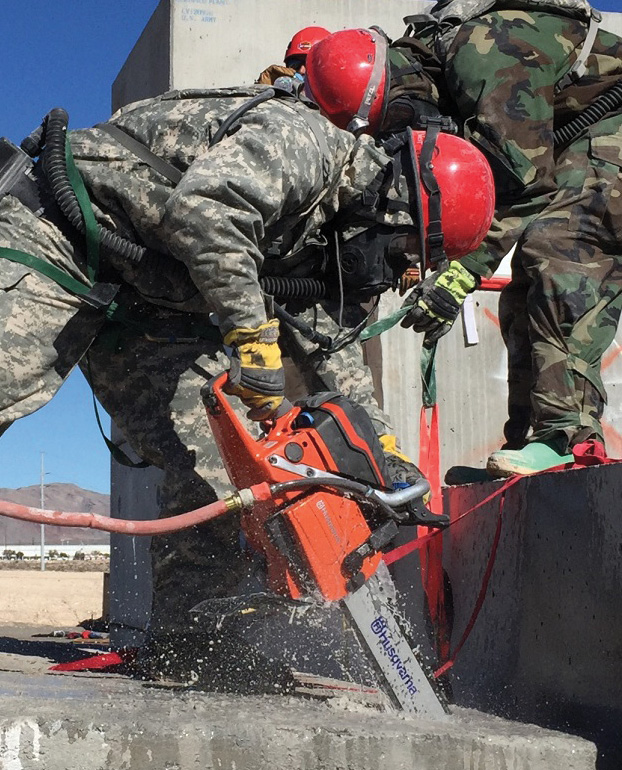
[41,107,335,297]
[259,275,327,300]
[42,108,146,266]
[554,79,622,148]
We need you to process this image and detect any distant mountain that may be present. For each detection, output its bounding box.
[0,483,110,546]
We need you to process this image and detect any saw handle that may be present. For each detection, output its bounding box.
[202,371,298,442]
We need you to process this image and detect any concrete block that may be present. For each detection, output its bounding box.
[443,462,622,767]
[109,426,161,650]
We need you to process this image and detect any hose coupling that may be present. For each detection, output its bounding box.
[222,487,257,513]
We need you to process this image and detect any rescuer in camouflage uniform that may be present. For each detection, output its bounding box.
[256,26,330,85]
[306,6,622,475]
[0,87,422,658]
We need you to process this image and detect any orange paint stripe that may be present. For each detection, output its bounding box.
[602,419,622,458]
[483,307,500,328]
[602,342,622,371]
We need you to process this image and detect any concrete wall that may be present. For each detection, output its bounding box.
[112,1,171,113]
[602,12,622,35]
[112,2,622,112]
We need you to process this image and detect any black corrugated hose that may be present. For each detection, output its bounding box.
[29,108,345,350]
[554,79,622,148]
[41,107,146,266]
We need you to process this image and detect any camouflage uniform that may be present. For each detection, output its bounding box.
[397,10,622,449]
[0,87,412,634]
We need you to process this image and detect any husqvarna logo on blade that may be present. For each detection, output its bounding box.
[371,616,419,695]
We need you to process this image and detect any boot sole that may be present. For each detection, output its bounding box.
[486,458,540,478]
[487,455,573,478]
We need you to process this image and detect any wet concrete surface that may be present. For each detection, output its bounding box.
[0,623,598,770]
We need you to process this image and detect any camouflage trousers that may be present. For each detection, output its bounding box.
[0,195,392,635]
[499,115,622,452]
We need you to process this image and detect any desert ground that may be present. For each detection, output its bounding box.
[0,570,104,626]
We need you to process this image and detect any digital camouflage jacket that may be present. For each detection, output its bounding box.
[68,87,412,335]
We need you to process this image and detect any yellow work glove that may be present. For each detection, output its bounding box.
[380,434,431,506]
[223,319,285,420]
[401,261,478,347]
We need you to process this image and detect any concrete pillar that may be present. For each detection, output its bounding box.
[109,428,161,649]
[112,0,426,112]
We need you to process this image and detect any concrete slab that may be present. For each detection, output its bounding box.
[0,670,597,770]
[0,626,597,770]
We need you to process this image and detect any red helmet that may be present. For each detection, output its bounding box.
[305,28,389,135]
[284,26,331,64]
[410,131,495,260]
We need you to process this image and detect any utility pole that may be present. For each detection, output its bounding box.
[40,452,45,572]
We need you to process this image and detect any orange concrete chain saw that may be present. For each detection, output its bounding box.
[200,373,449,717]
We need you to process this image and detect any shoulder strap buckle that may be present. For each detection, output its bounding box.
[82,282,120,310]
[555,8,602,93]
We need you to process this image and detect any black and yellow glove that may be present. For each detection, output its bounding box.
[380,435,428,492]
[223,319,285,420]
[380,434,431,518]
[401,261,478,347]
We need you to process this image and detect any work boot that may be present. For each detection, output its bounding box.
[486,440,574,478]
[444,466,495,485]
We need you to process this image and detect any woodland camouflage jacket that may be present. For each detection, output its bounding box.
[393,10,622,276]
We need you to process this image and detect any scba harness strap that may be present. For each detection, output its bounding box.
[361,122,451,275]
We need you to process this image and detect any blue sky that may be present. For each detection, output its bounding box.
[0,0,620,495]
[1,0,158,494]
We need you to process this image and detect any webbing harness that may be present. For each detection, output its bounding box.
[416,342,450,665]
[361,124,449,288]
[0,134,112,309]
[0,137,195,469]
[388,48,424,97]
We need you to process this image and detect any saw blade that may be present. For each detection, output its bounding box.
[342,572,449,718]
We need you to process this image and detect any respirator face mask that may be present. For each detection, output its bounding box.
[327,224,420,302]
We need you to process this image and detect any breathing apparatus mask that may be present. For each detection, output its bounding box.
[318,127,443,307]
[353,125,495,286]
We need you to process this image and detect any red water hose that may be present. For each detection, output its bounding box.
[0,482,272,536]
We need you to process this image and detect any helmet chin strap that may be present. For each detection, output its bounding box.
[411,123,449,274]
[404,133,429,278]
[346,31,388,135]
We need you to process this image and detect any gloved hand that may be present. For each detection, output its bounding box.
[223,319,285,420]
[380,435,450,529]
[256,64,296,85]
[379,434,430,506]
[401,261,478,347]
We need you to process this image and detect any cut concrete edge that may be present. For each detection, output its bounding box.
[0,684,597,770]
